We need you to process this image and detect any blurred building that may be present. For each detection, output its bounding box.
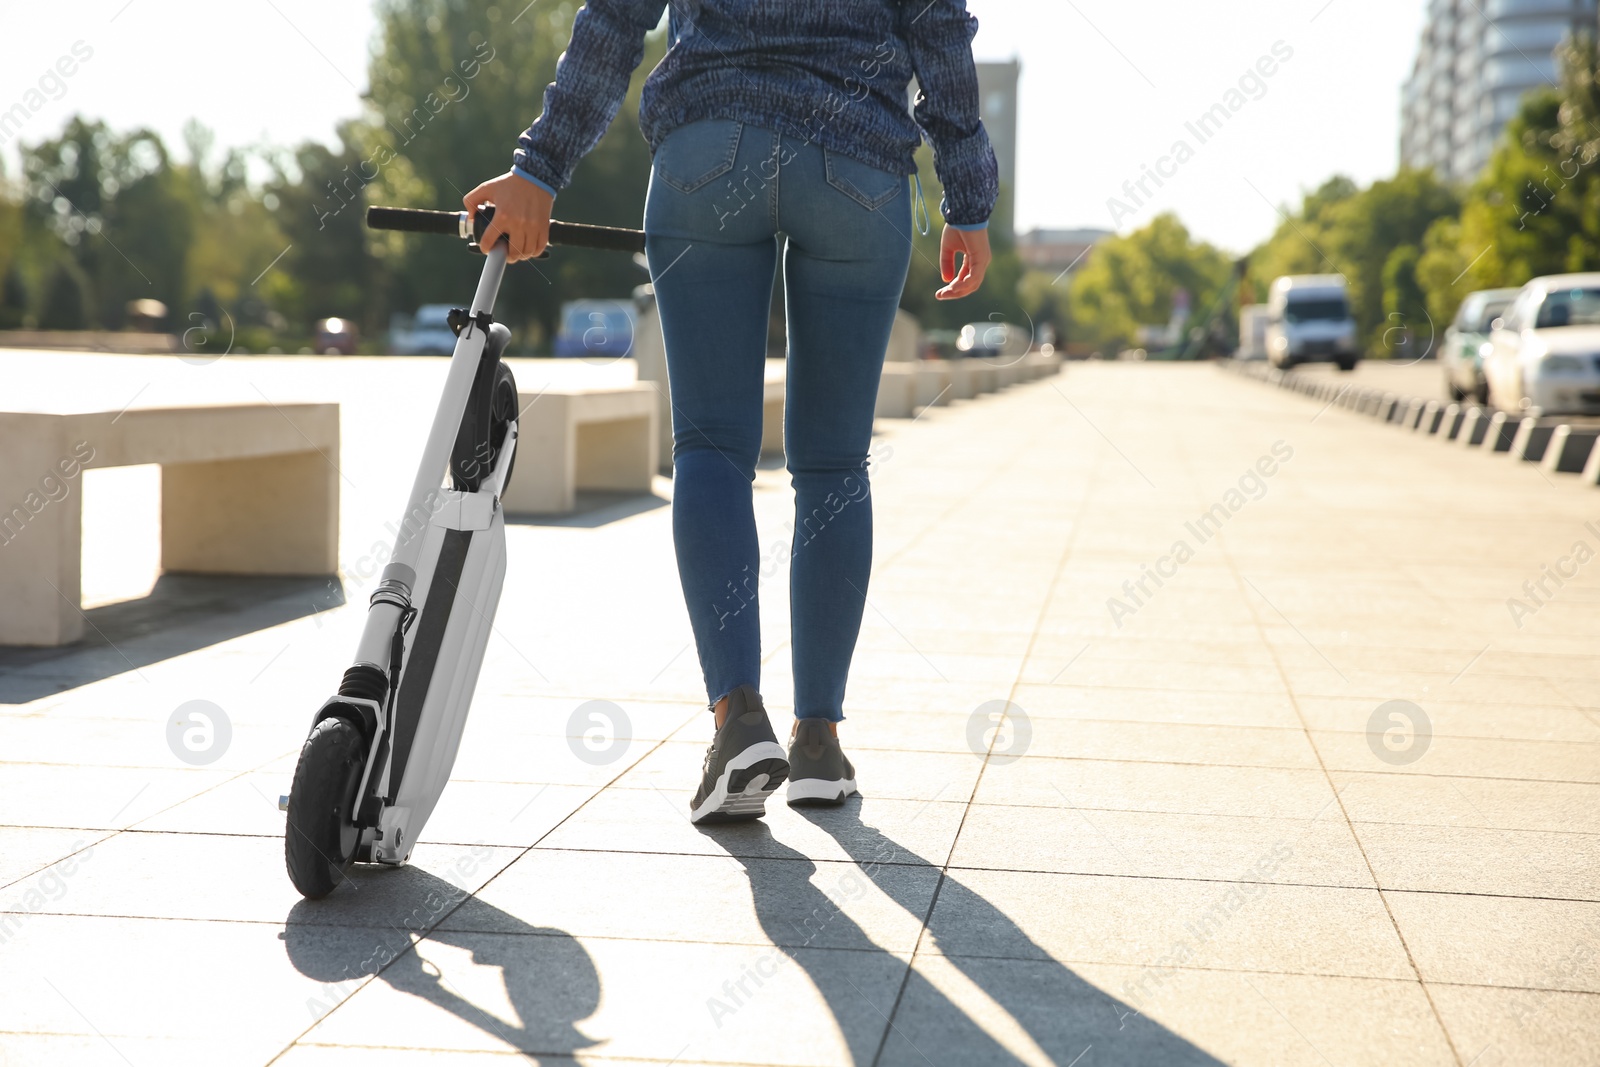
[1401,0,1598,183]
[975,59,1019,236]
[915,60,1019,237]
[1015,228,1113,278]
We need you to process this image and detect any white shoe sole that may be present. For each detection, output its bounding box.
[786,776,858,805]
[689,741,789,824]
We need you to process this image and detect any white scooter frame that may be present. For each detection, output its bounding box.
[284,206,643,898]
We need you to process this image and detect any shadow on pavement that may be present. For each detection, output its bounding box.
[283,867,599,1059]
[0,573,343,704]
[711,805,1227,1066]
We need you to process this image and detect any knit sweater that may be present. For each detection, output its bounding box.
[511,0,998,228]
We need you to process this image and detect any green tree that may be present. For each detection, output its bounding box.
[39,260,88,329]
[1064,213,1230,351]
[1248,170,1458,355]
[263,121,384,335]
[362,0,661,349]
[19,116,194,328]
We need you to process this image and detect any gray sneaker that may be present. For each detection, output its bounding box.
[689,685,790,824]
[786,719,858,806]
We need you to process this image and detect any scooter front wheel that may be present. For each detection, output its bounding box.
[285,716,366,899]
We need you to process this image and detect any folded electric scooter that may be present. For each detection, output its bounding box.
[284,204,644,899]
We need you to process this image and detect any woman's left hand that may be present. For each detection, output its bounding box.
[936,225,990,300]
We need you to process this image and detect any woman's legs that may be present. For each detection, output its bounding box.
[644,120,781,710]
[777,140,914,723]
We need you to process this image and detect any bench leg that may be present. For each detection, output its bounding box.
[576,415,657,493]
[0,418,85,645]
[505,396,576,514]
[161,451,338,575]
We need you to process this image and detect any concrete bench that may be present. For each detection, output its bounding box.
[631,303,784,467]
[875,363,917,418]
[1,402,339,646]
[505,385,658,514]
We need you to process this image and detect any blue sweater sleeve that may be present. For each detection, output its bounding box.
[512,0,667,192]
[898,0,999,228]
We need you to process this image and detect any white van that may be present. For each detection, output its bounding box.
[1265,275,1359,371]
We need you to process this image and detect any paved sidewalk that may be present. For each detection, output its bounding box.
[2,359,1598,1066]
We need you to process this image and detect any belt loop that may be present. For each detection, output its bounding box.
[912,172,931,236]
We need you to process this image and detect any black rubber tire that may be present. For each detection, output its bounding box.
[285,716,366,899]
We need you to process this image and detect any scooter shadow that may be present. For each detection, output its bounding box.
[282,868,600,1060]
[702,806,1229,1066]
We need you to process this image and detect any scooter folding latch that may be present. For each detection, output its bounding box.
[448,307,494,338]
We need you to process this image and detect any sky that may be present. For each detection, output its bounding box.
[0,0,1427,253]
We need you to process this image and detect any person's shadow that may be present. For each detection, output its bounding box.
[283,867,599,1061]
[706,807,1229,1066]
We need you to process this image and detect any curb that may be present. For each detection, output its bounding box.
[1219,359,1600,489]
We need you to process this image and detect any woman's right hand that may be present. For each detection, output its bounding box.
[463,171,555,263]
[936,225,990,300]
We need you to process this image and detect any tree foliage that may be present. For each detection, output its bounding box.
[1065,213,1231,351]
[1417,33,1600,331]
[1247,170,1459,355]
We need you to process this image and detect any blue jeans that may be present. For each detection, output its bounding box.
[644,119,914,721]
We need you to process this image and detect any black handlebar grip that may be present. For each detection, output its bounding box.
[365,206,462,236]
[365,205,644,255]
[548,220,646,255]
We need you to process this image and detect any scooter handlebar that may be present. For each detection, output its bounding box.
[365,205,645,255]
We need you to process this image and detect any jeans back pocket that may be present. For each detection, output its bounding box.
[655,119,744,194]
[823,148,902,211]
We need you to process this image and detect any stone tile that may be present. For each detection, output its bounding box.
[0,761,232,830]
[923,868,1413,980]
[441,847,939,954]
[1311,730,1600,783]
[1356,822,1600,899]
[882,955,1454,1067]
[1428,982,1600,1067]
[6,829,517,926]
[609,739,984,803]
[950,803,1373,888]
[306,933,908,1066]
[1017,657,1288,694]
[1385,891,1600,989]
[1009,683,1303,729]
[0,712,297,772]
[1332,770,1600,834]
[447,722,660,785]
[535,789,966,869]
[0,826,109,888]
[973,754,1337,819]
[1021,718,1317,768]
[1295,694,1600,743]
[667,705,991,756]
[0,913,406,1062]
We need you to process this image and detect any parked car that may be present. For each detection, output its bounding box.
[956,321,1029,358]
[1440,287,1519,402]
[313,317,359,355]
[554,299,635,359]
[390,304,457,356]
[1265,274,1359,371]
[1484,273,1600,416]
